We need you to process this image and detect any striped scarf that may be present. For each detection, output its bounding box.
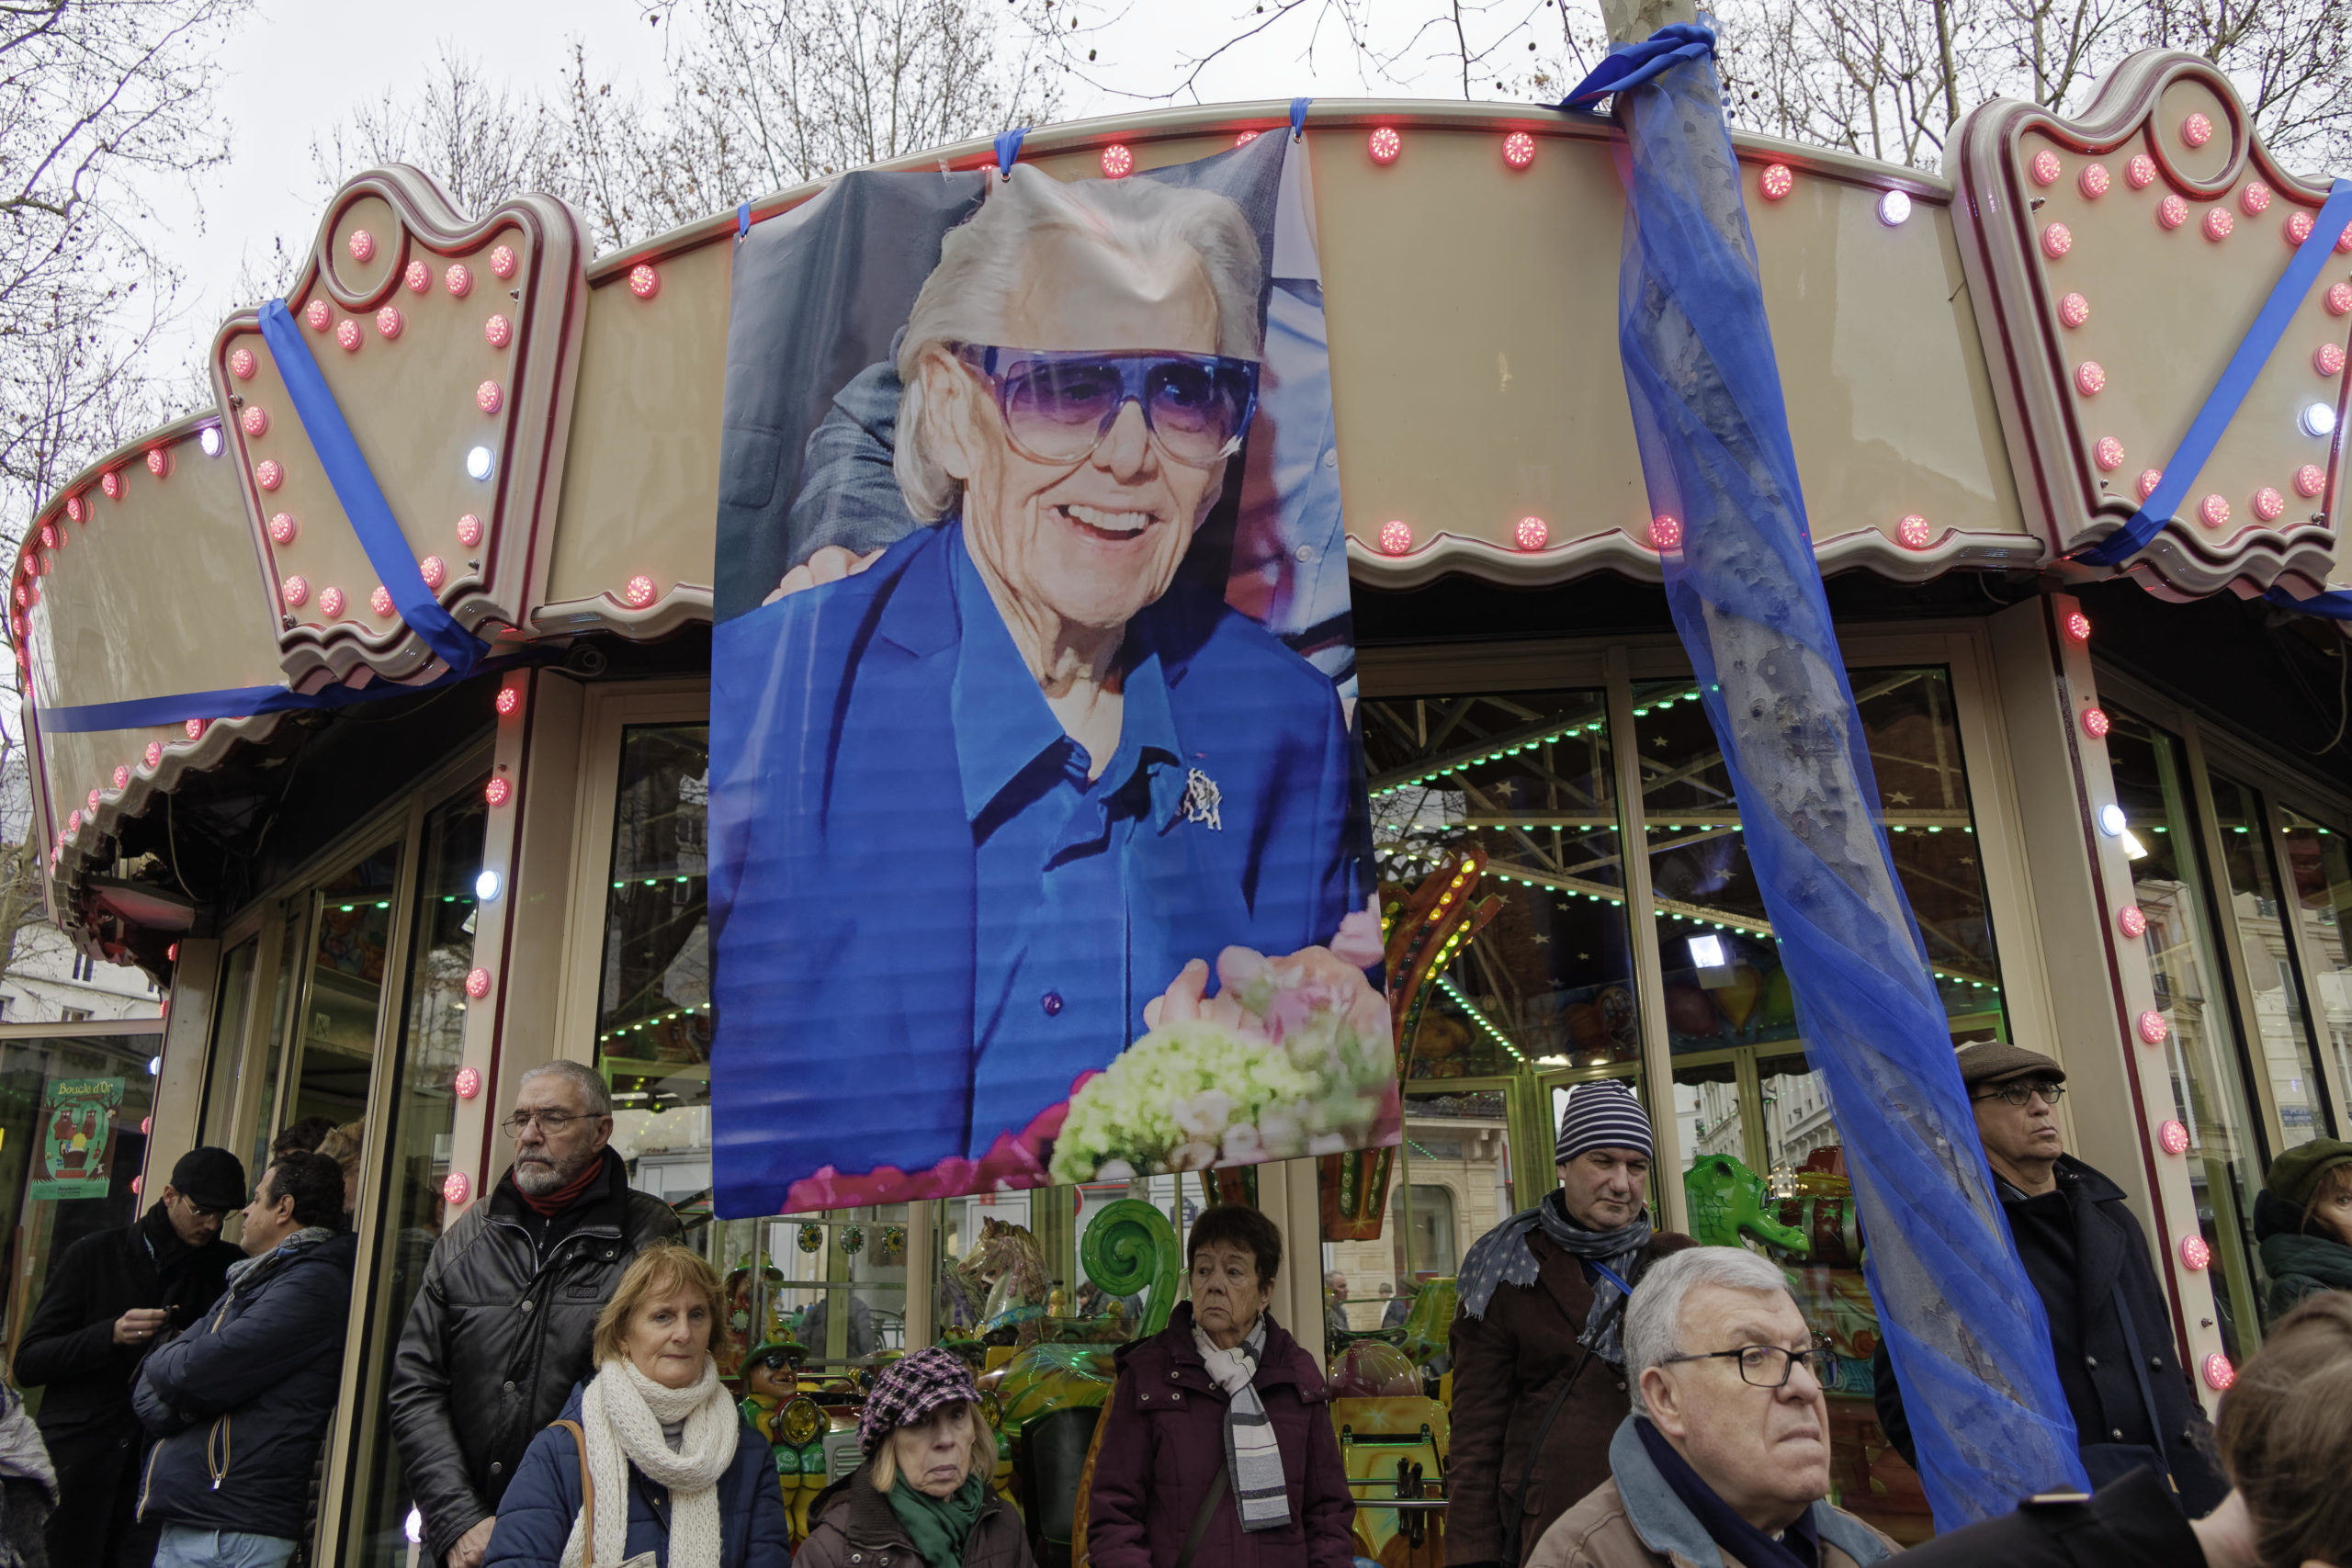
[1193,1314,1289,1532]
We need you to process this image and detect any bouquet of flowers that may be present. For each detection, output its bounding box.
[1049,917,1396,1183]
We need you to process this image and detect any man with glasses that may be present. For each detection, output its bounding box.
[388,1060,679,1568]
[1871,1041,2227,1514]
[1526,1247,1895,1567]
[15,1146,245,1568]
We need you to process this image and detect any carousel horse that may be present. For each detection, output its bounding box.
[944,1215,1050,1347]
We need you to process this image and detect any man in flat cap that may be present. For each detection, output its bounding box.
[1447,1081,1695,1566]
[1872,1041,2226,1514]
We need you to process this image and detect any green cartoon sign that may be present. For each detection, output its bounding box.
[31,1077,125,1201]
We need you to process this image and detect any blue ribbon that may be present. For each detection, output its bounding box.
[737,202,752,241]
[1289,96,1311,140]
[256,299,483,673]
[1559,22,1716,107]
[2078,177,2352,567]
[36,651,545,734]
[994,127,1028,177]
[2266,584,2352,619]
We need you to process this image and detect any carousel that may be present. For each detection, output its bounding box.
[6,40,2352,1568]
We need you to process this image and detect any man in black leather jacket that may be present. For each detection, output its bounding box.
[14,1145,244,1568]
[386,1061,679,1568]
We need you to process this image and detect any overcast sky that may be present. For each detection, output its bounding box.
[138,0,1570,372]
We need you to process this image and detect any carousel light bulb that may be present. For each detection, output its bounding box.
[2137,1009,2169,1045]
[2064,609,2092,642]
[2302,402,2339,438]
[1368,128,1403,165]
[2119,904,2147,938]
[1758,163,1792,200]
[2098,803,2128,836]
[1378,519,1414,555]
[454,1067,482,1099]
[1100,143,1134,178]
[2180,1235,2211,1270]
[2158,1119,2189,1155]
[198,427,222,457]
[466,446,494,480]
[2204,1354,2234,1392]
[1876,189,1911,227]
[1502,131,1537,170]
[1515,516,1549,550]
[475,868,503,902]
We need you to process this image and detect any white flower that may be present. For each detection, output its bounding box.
[1172,1089,1236,1141]
[1097,1159,1135,1180]
[1169,1141,1219,1171]
[1221,1124,1265,1163]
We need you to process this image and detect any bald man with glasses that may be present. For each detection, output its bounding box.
[1871,1041,2226,1515]
[388,1061,680,1568]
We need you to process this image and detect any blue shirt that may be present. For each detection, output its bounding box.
[952,535,1192,1156]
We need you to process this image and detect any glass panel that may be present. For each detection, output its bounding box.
[594,724,713,1201]
[2108,709,2267,1356]
[2211,774,2335,1144]
[2278,804,2352,1121]
[1361,689,1639,1079]
[250,908,307,1181]
[198,939,257,1147]
[289,846,401,1128]
[350,784,488,1568]
[0,1032,161,1408]
[1327,1087,1514,1342]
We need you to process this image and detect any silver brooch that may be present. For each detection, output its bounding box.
[1182,768,1223,829]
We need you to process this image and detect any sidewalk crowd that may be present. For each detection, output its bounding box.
[3,1043,2349,1568]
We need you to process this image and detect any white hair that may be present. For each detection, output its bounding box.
[518,1058,611,1117]
[1623,1247,1794,1416]
[893,164,1266,521]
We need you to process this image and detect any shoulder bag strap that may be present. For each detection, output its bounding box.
[2109,1279,2177,1495]
[1498,1255,1645,1566]
[1172,1465,1230,1568]
[552,1419,596,1567]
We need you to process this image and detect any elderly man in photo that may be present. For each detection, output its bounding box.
[711,164,1367,1204]
[1448,1082,1695,1567]
[1528,1247,1896,1568]
[388,1060,680,1568]
[1871,1040,2226,1514]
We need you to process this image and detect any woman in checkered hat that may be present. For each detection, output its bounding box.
[797,1347,1035,1567]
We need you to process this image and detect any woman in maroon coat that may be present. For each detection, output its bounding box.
[1086,1204,1355,1568]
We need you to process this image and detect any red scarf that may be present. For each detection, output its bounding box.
[514,1155,605,1217]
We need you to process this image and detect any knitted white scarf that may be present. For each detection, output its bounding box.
[559,1357,738,1568]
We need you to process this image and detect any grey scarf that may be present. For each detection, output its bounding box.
[1192,1314,1289,1532]
[1455,1191,1650,1366]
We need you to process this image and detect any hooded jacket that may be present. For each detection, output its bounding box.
[130,1227,357,1540]
[2253,1187,2352,1317]
[478,1382,790,1568]
[1085,1303,1353,1568]
[389,1149,682,1562]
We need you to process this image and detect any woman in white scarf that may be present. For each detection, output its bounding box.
[481,1247,790,1568]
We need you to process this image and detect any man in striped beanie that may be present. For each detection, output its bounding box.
[1445,1081,1695,1567]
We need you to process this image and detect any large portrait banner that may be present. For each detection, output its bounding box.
[707,130,1394,1215]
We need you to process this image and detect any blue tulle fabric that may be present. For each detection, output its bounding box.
[1575,28,2092,1525]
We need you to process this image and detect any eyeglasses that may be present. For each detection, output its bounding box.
[1974,1080,2065,1109]
[174,1195,233,1220]
[499,1110,596,1138]
[955,344,1261,469]
[1659,1337,1839,1389]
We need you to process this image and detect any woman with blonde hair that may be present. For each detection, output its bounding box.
[482,1246,788,1568]
[796,1347,1032,1567]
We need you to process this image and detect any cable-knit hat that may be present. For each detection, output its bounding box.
[1555,1080,1653,1163]
[856,1346,983,1455]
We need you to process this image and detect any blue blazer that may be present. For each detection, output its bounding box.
[481,1384,791,1568]
[709,522,1359,1215]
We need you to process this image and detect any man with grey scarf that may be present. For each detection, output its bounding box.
[1447,1082,1694,1568]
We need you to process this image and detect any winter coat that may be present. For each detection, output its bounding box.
[1445,1213,1696,1565]
[13,1204,237,1568]
[478,1383,790,1568]
[795,1463,1034,1568]
[388,1150,682,1562]
[1891,1465,2197,1568]
[1526,1418,1894,1568]
[1085,1303,1353,1568]
[1871,1155,2226,1515]
[129,1229,357,1540]
[2253,1187,2352,1318]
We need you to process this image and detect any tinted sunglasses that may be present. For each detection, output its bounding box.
[955,344,1260,469]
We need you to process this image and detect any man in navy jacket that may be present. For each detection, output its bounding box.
[132,1151,356,1568]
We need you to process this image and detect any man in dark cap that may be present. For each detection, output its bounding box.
[1447,1080,1695,1566]
[1872,1041,2226,1515]
[16,1146,246,1568]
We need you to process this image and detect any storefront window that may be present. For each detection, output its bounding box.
[2211,774,2336,1145]
[2278,805,2352,1118]
[2108,709,2268,1355]
[350,784,489,1568]
[0,1028,162,1411]
[595,724,713,1201]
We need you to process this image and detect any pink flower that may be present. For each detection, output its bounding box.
[1330,895,1385,969]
